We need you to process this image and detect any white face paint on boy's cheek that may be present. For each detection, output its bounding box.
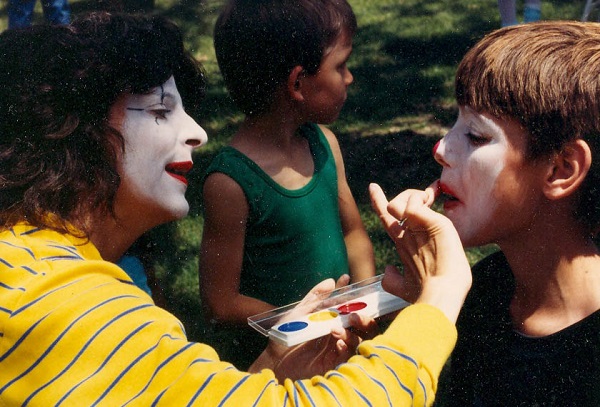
[466,148,505,208]
[461,137,510,239]
[448,147,506,246]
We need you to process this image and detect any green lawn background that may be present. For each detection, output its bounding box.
[0,0,584,365]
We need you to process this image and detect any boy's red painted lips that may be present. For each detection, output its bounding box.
[165,161,193,185]
[438,182,460,205]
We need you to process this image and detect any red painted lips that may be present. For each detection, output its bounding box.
[165,161,193,185]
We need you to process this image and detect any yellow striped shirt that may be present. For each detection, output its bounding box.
[0,224,456,406]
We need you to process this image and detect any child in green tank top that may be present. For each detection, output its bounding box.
[199,0,376,369]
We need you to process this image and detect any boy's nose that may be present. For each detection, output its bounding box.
[432,139,440,156]
[433,138,449,167]
[345,67,353,86]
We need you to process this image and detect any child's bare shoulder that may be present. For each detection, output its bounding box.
[203,172,245,203]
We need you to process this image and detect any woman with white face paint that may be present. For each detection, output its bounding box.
[372,21,600,406]
[0,11,474,406]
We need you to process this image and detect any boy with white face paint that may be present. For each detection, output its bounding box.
[371,21,600,406]
[200,0,376,370]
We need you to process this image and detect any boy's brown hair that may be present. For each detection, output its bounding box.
[214,0,357,117]
[455,21,600,232]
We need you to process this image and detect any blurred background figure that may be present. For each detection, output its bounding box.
[96,0,154,14]
[497,0,541,26]
[8,0,70,29]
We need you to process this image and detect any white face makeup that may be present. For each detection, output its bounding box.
[110,76,208,230]
[434,106,542,247]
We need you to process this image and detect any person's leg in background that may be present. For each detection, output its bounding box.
[41,0,71,25]
[524,0,541,23]
[498,0,518,26]
[497,0,541,27]
[8,0,37,29]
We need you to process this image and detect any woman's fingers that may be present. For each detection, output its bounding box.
[369,183,399,230]
[285,278,335,321]
[335,274,350,289]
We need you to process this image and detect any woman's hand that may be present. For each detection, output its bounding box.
[266,312,375,381]
[249,279,378,381]
[369,181,471,323]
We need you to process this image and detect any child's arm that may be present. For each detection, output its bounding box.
[319,125,376,283]
[199,172,275,325]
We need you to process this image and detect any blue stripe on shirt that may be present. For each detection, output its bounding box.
[381,357,416,402]
[0,257,13,268]
[216,375,252,407]
[327,371,371,406]
[0,240,36,260]
[372,344,422,402]
[11,278,84,317]
[0,282,25,291]
[297,381,318,407]
[315,381,343,406]
[351,363,394,406]
[19,227,40,236]
[0,314,50,363]
[182,371,218,407]
[92,330,189,406]
[122,341,197,405]
[56,321,154,406]
[151,360,237,406]
[24,316,157,406]
[0,295,141,395]
[251,379,277,407]
[47,244,82,258]
[21,266,39,275]
[41,255,85,261]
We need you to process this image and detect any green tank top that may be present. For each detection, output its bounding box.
[203,123,349,307]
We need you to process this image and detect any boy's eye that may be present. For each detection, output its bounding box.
[466,132,490,146]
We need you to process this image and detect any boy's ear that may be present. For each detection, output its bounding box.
[543,139,592,200]
[288,65,305,101]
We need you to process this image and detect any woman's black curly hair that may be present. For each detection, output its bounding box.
[0,12,206,235]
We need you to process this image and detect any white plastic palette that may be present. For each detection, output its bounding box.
[248,275,410,347]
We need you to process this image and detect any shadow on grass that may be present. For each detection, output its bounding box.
[343,4,495,123]
[341,130,441,203]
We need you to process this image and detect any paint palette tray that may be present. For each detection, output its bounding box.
[247,275,410,347]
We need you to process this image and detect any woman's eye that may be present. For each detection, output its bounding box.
[151,109,171,120]
[466,132,489,146]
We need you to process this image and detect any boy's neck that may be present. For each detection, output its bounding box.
[231,112,312,160]
[230,114,317,190]
[237,113,303,144]
[498,215,600,335]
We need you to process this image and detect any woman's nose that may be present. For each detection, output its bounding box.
[182,113,208,150]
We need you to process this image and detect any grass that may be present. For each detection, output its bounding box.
[0,0,585,360]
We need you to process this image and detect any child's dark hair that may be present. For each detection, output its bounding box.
[455,21,600,233]
[214,0,356,116]
[0,12,205,234]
